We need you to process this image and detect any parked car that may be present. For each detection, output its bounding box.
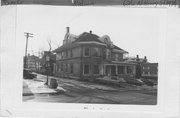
[23,69,37,79]
[141,78,155,86]
[124,78,144,86]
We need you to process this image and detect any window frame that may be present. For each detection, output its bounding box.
[94,64,100,75]
[118,66,124,74]
[70,63,73,74]
[83,64,90,75]
[84,47,90,57]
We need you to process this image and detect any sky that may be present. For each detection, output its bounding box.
[17,6,161,62]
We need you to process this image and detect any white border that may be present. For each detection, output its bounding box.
[1,5,179,118]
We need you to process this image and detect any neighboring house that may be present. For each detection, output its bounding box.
[53,27,136,80]
[39,51,56,75]
[26,54,40,72]
[124,55,147,63]
[141,63,158,78]
[125,55,158,79]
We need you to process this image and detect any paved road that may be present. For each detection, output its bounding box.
[23,73,157,105]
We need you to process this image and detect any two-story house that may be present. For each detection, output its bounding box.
[53,27,136,81]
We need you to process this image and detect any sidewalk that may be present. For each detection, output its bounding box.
[23,81,34,96]
[23,78,66,96]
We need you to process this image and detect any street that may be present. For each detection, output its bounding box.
[23,73,157,105]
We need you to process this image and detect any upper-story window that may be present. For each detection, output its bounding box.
[62,52,64,59]
[84,47,90,57]
[115,54,119,61]
[92,47,100,57]
[106,49,111,59]
[70,49,73,58]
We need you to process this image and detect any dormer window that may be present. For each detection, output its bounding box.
[84,47,90,57]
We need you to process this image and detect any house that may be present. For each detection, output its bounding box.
[39,51,56,75]
[125,55,158,79]
[141,63,158,78]
[25,54,40,72]
[53,27,136,81]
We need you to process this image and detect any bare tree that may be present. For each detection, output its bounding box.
[47,38,52,51]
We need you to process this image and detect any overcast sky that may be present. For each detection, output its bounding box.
[17,6,161,62]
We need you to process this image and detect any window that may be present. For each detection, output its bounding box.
[106,49,111,59]
[70,49,73,58]
[65,63,68,72]
[115,54,119,61]
[65,51,68,58]
[94,65,99,74]
[83,64,90,75]
[61,63,63,71]
[118,66,124,74]
[92,47,100,57]
[62,52,64,59]
[84,47,90,56]
[127,66,133,74]
[70,63,73,74]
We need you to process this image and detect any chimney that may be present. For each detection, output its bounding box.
[136,55,140,62]
[144,56,147,60]
[89,30,92,34]
[144,56,147,62]
[66,27,70,33]
[136,55,139,59]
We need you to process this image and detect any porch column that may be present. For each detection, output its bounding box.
[124,66,127,74]
[104,65,105,75]
[133,65,136,74]
[116,65,118,75]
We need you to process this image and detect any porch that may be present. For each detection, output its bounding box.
[103,62,136,80]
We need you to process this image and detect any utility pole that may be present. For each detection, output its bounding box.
[24,32,33,68]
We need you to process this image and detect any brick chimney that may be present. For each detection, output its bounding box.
[144,56,147,60]
[89,30,92,34]
[66,27,70,33]
[136,55,139,59]
[136,55,140,62]
[144,56,147,62]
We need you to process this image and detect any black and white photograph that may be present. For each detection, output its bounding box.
[1,4,180,118]
[19,6,160,105]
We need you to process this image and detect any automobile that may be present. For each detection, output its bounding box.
[23,69,37,79]
[124,78,144,86]
[141,78,154,86]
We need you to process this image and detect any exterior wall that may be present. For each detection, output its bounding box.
[111,52,123,61]
[141,63,158,77]
[54,43,136,80]
[55,59,81,78]
[56,47,81,61]
[26,55,40,72]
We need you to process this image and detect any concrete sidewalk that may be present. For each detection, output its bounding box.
[23,81,34,96]
[23,79,66,96]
